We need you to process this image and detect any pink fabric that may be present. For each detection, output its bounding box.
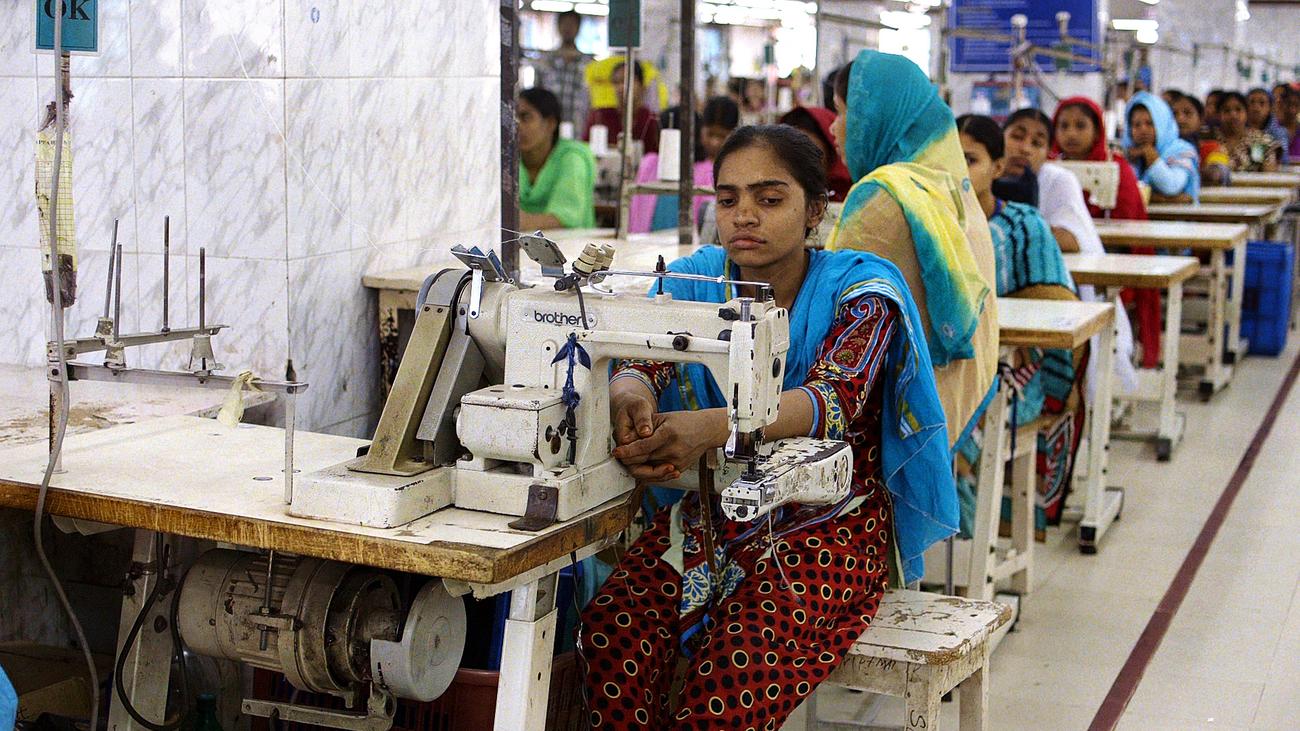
[627,154,715,233]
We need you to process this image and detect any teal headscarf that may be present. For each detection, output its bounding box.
[650,246,957,583]
[828,50,990,369]
[1124,91,1200,201]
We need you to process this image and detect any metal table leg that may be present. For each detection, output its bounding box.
[494,573,560,731]
[1155,281,1185,460]
[108,530,175,731]
[1079,316,1121,553]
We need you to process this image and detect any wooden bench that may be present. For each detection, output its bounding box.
[815,590,1013,730]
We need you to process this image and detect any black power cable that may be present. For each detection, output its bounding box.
[112,534,190,731]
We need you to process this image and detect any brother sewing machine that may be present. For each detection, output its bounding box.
[290,236,853,530]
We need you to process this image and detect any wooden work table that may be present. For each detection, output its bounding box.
[1228,170,1300,189]
[1064,254,1199,459]
[0,415,633,587]
[1063,252,1199,289]
[1198,186,1294,206]
[1092,219,1248,249]
[996,297,1114,350]
[1094,219,1248,397]
[996,297,1118,551]
[1144,202,1281,229]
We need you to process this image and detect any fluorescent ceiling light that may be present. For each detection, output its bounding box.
[1135,28,1158,44]
[574,2,608,14]
[531,0,573,11]
[1111,18,1157,31]
[880,10,931,29]
[1138,0,1158,5]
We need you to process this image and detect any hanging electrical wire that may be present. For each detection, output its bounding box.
[34,9,101,731]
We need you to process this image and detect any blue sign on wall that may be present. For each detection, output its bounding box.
[949,0,1099,73]
[35,0,99,54]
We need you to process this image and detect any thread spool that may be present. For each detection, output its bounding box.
[590,125,609,155]
[657,129,681,181]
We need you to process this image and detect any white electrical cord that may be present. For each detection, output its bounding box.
[37,10,101,730]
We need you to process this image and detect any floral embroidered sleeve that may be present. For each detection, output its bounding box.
[611,359,675,399]
[796,295,897,440]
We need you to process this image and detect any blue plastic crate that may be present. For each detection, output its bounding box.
[1241,240,1294,356]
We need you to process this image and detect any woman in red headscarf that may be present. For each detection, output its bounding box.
[779,105,853,201]
[1052,96,1159,369]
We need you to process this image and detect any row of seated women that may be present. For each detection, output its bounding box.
[571,50,1121,731]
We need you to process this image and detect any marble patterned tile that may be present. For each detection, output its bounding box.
[396,2,454,78]
[129,0,183,77]
[132,80,187,260]
[182,0,284,78]
[0,78,40,251]
[285,0,350,78]
[287,249,374,430]
[0,248,51,367]
[67,77,136,253]
[183,79,287,260]
[70,0,131,77]
[362,239,421,276]
[62,248,141,344]
[200,255,289,378]
[450,78,501,231]
[407,78,499,242]
[286,79,351,259]
[0,2,39,77]
[133,251,193,370]
[320,412,375,440]
[446,0,499,78]
[347,79,408,249]
[347,1,413,78]
[403,78,452,241]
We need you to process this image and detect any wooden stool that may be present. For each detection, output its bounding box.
[818,589,1013,730]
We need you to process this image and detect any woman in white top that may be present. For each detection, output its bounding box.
[1002,108,1138,394]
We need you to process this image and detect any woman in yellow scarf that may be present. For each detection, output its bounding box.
[827,50,999,446]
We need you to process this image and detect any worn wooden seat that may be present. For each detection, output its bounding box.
[822,589,1013,730]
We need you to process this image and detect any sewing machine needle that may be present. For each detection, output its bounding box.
[103,219,118,319]
[162,216,170,333]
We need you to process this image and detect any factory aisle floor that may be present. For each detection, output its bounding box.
[815,337,1300,730]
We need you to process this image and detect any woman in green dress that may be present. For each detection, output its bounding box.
[518,87,596,229]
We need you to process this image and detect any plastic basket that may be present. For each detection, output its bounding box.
[1241,240,1294,356]
[249,651,584,731]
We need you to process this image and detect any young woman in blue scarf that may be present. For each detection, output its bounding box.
[957,114,1088,536]
[1124,91,1200,203]
[580,125,956,730]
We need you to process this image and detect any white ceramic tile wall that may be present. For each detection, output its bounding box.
[0,0,501,433]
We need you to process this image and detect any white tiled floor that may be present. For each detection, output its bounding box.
[816,337,1300,730]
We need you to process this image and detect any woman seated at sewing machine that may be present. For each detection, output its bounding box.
[824,50,999,449]
[580,124,957,729]
[517,88,596,230]
[956,113,1087,539]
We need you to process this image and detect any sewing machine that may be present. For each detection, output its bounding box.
[291,237,852,530]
